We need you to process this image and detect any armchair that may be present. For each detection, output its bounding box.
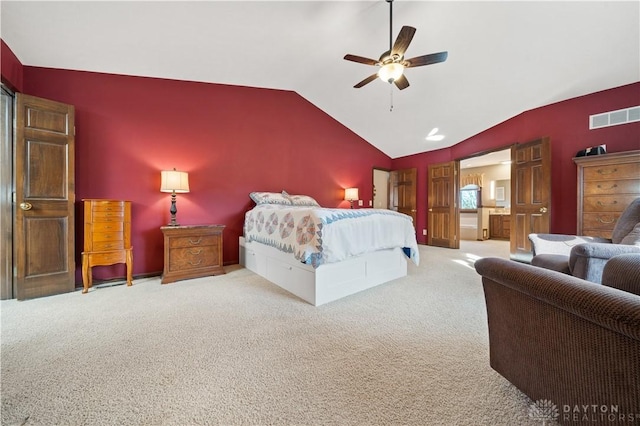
[474,254,640,416]
[529,197,640,283]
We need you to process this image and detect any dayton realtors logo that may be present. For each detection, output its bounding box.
[528,400,559,425]
[529,400,640,424]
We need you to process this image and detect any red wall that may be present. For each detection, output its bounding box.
[392,82,640,243]
[1,40,24,92]
[20,67,392,284]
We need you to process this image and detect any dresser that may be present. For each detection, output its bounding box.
[574,150,640,238]
[82,199,133,293]
[161,224,225,284]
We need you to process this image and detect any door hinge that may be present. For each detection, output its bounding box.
[12,192,16,203]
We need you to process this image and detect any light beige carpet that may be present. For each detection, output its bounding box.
[1,240,549,425]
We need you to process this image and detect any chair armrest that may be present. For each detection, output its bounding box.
[475,257,640,341]
[569,243,640,283]
[571,242,640,260]
[528,233,610,256]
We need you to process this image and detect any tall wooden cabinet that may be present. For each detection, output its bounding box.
[82,199,133,293]
[574,150,640,239]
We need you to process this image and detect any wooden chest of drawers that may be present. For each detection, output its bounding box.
[161,224,225,284]
[82,199,133,293]
[574,150,640,238]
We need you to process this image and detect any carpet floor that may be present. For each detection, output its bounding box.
[1,240,550,425]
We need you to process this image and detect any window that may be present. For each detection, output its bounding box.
[460,185,481,211]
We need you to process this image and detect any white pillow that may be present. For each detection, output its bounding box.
[249,191,292,205]
[283,191,320,207]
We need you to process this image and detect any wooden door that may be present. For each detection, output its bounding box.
[15,94,75,299]
[390,168,417,224]
[428,161,459,248]
[511,137,551,262]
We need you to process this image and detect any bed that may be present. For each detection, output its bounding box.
[238,192,419,306]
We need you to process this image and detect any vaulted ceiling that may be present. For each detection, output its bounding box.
[1,1,638,159]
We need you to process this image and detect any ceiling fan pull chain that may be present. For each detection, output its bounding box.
[390,85,394,112]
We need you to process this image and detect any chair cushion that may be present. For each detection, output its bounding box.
[602,253,640,296]
[612,198,640,244]
[531,254,571,275]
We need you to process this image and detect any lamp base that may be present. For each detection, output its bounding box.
[168,193,179,226]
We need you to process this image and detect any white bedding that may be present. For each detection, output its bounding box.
[243,204,419,268]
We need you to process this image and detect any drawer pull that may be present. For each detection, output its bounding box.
[189,249,202,255]
[188,259,203,266]
[189,238,203,245]
[596,183,618,190]
[596,217,616,224]
[596,200,618,207]
[596,167,618,175]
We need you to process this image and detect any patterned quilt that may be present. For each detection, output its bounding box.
[244,204,420,268]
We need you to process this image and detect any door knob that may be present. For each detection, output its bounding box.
[539,207,548,213]
[20,202,33,211]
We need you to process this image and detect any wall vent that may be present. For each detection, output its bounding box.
[590,106,640,129]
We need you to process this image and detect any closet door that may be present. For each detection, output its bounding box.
[427,161,459,248]
[15,94,75,299]
[510,137,551,262]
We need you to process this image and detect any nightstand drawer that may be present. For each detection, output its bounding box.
[169,235,218,249]
[168,247,218,271]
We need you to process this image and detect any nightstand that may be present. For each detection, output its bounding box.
[161,224,225,284]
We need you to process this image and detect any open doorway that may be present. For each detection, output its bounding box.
[372,168,390,209]
[458,149,511,246]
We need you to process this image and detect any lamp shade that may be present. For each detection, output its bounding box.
[345,187,359,201]
[378,63,405,83]
[160,170,190,193]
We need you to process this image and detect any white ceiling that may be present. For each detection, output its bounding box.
[1,1,638,159]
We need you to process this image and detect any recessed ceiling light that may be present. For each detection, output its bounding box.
[426,127,445,142]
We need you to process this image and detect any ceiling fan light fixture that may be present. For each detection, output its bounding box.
[378,62,404,83]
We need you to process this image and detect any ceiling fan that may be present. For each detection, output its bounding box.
[344,0,448,90]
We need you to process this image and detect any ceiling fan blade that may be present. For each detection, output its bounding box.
[391,26,416,57]
[354,73,379,88]
[344,54,379,66]
[403,51,448,68]
[394,74,409,90]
